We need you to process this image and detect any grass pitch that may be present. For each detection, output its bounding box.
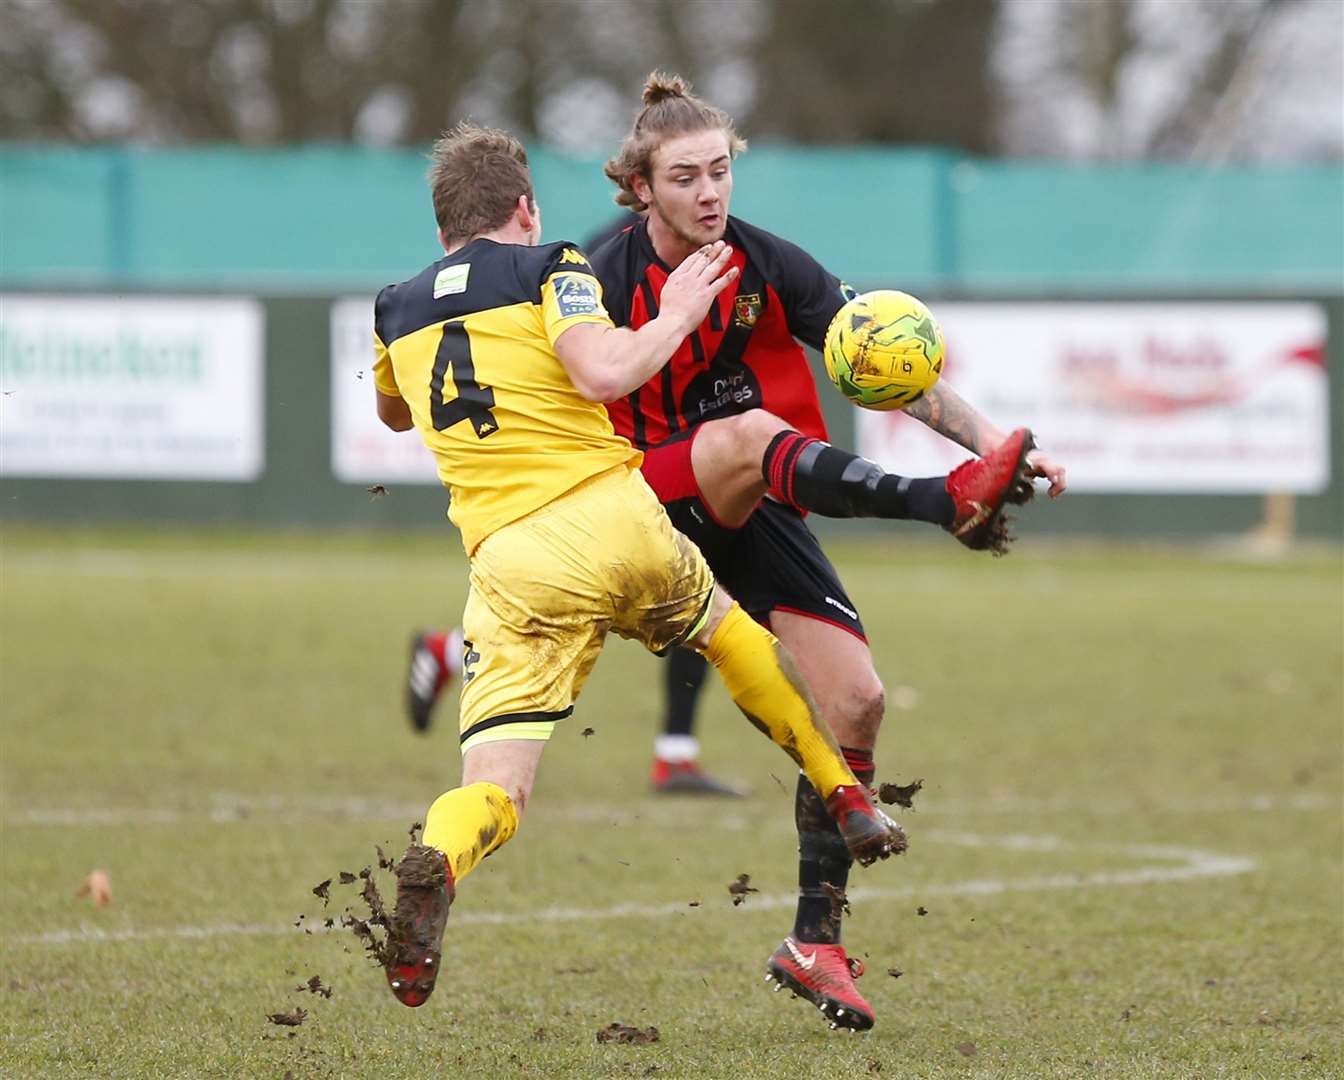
[1,524,1340,1079]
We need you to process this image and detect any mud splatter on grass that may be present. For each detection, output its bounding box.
[596,1022,660,1045]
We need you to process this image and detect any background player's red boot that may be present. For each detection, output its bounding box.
[385,844,456,1008]
[650,758,747,797]
[765,937,875,1031]
[405,628,462,733]
[825,784,907,865]
[945,428,1036,554]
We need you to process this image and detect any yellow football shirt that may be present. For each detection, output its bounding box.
[373,239,640,553]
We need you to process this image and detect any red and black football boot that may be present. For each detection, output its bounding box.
[765,936,875,1032]
[944,428,1037,555]
[825,783,907,866]
[650,758,747,797]
[405,629,462,733]
[385,844,456,1008]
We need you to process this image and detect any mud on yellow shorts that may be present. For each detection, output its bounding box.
[457,465,715,753]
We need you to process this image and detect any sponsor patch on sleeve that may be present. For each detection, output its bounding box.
[551,273,603,319]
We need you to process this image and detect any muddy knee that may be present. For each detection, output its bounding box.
[832,683,884,747]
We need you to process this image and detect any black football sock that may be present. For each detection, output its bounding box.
[662,647,709,738]
[763,429,954,526]
[793,747,875,945]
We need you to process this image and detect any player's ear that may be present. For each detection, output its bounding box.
[631,173,652,207]
[516,195,541,243]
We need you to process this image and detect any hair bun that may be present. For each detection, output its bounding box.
[642,71,691,107]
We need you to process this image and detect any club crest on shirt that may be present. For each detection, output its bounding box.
[552,273,604,319]
[733,293,762,328]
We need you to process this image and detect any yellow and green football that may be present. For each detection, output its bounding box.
[823,290,945,410]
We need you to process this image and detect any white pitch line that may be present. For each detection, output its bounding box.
[2,791,1333,829]
[6,832,1256,948]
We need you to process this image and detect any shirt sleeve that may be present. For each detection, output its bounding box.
[372,330,400,397]
[539,246,615,347]
[772,235,856,351]
[371,286,402,397]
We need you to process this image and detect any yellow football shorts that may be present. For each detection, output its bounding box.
[457,464,715,753]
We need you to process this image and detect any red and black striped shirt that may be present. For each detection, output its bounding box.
[589,216,852,449]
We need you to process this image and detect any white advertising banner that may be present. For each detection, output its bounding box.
[857,302,1330,494]
[330,297,439,485]
[0,295,264,480]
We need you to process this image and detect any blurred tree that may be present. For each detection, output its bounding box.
[994,0,1343,162]
[746,0,998,152]
[0,0,1337,162]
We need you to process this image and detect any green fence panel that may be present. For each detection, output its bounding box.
[0,148,126,281]
[952,161,1344,291]
[5,144,1340,291]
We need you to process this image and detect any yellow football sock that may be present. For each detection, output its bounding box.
[699,602,856,800]
[422,781,519,884]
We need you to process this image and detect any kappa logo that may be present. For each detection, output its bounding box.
[785,938,817,970]
[559,248,590,266]
[733,292,762,328]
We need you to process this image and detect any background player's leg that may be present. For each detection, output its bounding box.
[651,650,744,796]
[405,627,463,733]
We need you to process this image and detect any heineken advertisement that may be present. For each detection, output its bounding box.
[0,296,264,480]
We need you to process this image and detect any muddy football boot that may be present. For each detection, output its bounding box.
[405,629,462,733]
[385,844,456,1007]
[765,936,875,1031]
[944,428,1036,554]
[650,758,747,797]
[826,784,907,865]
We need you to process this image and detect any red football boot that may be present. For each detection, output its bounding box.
[945,428,1036,554]
[650,758,747,797]
[405,629,463,733]
[826,783,907,866]
[385,844,456,1008]
[766,936,874,1031]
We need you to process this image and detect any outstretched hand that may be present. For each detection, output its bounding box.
[659,241,739,334]
[1027,449,1066,498]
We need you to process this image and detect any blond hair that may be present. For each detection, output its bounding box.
[604,72,747,211]
[427,122,534,245]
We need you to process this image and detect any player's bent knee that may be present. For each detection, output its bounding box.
[726,409,790,456]
[834,683,885,746]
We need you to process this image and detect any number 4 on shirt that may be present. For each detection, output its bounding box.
[431,322,498,438]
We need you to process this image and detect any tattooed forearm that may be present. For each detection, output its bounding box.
[905,384,994,454]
